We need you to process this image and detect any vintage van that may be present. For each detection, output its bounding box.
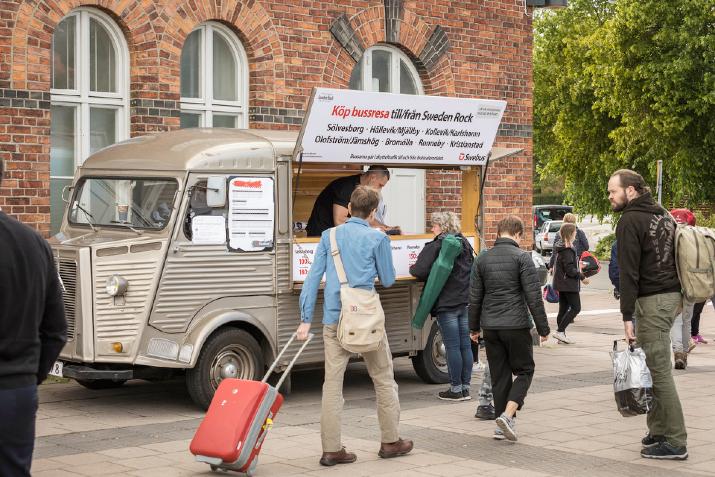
[51,128,452,408]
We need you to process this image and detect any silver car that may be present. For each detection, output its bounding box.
[536,220,563,255]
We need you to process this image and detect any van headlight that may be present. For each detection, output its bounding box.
[106,275,128,296]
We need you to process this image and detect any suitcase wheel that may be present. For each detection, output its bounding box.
[209,464,228,473]
[246,459,257,477]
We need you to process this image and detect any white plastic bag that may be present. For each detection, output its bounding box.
[611,340,655,417]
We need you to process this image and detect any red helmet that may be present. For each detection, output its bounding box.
[670,208,696,226]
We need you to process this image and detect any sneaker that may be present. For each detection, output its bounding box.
[438,389,466,401]
[640,441,688,460]
[693,334,708,344]
[687,339,697,353]
[641,433,666,448]
[495,413,517,441]
[553,331,571,344]
[475,404,496,420]
[461,389,472,400]
[674,351,686,370]
[472,362,485,373]
[493,428,505,440]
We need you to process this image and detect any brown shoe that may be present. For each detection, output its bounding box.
[378,438,414,458]
[319,447,357,466]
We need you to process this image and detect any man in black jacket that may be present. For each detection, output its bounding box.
[468,215,549,441]
[608,169,687,460]
[0,158,67,476]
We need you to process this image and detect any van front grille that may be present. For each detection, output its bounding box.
[57,259,77,341]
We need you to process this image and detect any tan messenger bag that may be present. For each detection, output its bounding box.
[329,227,386,354]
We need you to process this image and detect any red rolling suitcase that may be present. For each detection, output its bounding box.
[190,332,313,475]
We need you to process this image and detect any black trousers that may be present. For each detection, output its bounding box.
[0,385,37,477]
[483,328,535,417]
[691,301,706,336]
[556,291,581,333]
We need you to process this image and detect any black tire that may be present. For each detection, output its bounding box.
[411,321,450,384]
[75,379,127,390]
[186,327,264,410]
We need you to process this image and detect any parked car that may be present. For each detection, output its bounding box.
[536,220,563,255]
[532,204,572,243]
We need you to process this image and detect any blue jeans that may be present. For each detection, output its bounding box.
[0,385,37,477]
[437,306,472,393]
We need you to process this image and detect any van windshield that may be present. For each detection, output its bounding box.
[69,177,178,230]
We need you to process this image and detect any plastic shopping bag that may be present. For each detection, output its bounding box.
[610,340,655,417]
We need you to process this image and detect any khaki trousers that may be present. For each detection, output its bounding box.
[321,324,400,452]
[635,292,688,448]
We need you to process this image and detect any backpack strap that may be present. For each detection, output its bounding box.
[329,227,348,287]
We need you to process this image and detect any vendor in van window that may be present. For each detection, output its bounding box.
[306,165,401,236]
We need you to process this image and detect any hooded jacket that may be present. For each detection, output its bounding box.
[409,233,474,314]
[468,237,549,336]
[552,244,584,293]
[0,212,67,389]
[615,192,681,321]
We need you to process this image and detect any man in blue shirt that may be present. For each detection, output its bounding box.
[296,185,413,467]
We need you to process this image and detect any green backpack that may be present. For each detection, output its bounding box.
[411,234,464,329]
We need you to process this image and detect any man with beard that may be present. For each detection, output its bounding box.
[607,169,687,460]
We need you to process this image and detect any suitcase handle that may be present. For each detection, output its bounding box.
[262,332,314,388]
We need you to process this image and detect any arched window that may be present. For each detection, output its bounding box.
[180,22,248,128]
[348,45,425,233]
[50,8,129,233]
[349,45,423,95]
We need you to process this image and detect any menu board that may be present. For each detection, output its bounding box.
[292,236,476,282]
[297,88,506,166]
[228,177,274,252]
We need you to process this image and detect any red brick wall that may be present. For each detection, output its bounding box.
[0,0,534,244]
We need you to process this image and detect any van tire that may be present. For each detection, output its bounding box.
[186,327,264,410]
[411,321,450,384]
[76,379,126,390]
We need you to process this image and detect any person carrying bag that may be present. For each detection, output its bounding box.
[329,227,386,353]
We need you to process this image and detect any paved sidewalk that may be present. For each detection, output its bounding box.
[32,294,715,476]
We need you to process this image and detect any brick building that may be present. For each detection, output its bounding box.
[0,0,535,242]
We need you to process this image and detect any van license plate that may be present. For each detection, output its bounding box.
[49,361,63,377]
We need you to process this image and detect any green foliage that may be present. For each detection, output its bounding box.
[534,0,715,218]
[694,211,715,229]
[594,232,616,261]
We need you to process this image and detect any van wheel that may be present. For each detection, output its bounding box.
[186,328,264,410]
[76,379,126,390]
[411,321,450,384]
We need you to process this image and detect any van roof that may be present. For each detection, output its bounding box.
[81,128,298,172]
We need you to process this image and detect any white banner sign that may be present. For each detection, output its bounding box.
[292,236,475,282]
[297,88,506,166]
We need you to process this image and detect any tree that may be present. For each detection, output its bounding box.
[534,0,715,217]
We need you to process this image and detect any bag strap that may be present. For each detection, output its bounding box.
[329,227,348,287]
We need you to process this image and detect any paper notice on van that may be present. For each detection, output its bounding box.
[228,177,275,252]
[191,215,227,245]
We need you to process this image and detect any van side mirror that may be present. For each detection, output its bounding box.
[206,176,226,208]
[61,185,74,204]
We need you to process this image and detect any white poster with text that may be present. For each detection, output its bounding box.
[298,88,506,166]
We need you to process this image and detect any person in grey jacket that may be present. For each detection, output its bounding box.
[469,215,549,442]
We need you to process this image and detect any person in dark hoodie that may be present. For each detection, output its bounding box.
[0,158,67,476]
[551,223,589,344]
[468,215,550,442]
[607,169,687,460]
[410,211,475,401]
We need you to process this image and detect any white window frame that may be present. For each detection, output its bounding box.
[180,22,248,128]
[351,45,424,95]
[50,8,130,168]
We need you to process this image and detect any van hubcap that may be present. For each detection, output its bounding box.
[210,345,256,389]
[432,330,448,373]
